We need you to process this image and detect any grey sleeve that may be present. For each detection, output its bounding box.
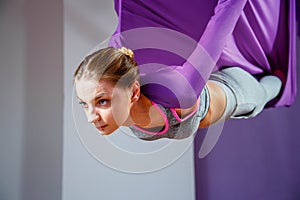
[208,67,281,119]
[198,85,210,121]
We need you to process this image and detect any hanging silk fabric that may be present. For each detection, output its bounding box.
[109,0,297,109]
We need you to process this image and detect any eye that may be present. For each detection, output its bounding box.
[97,99,110,106]
[79,101,88,109]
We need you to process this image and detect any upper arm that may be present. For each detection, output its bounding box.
[140,64,204,108]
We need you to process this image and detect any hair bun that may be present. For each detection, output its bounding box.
[118,47,134,58]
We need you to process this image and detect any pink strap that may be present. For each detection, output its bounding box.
[132,102,169,135]
[170,101,200,123]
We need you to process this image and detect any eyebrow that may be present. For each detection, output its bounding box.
[94,92,110,99]
[77,92,111,102]
[77,96,84,102]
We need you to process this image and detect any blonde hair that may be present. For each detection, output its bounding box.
[74,47,139,88]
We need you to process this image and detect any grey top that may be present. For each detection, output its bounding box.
[129,86,210,141]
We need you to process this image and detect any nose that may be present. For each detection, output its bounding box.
[86,109,100,123]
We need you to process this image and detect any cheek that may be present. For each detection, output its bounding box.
[111,100,131,125]
[110,88,132,125]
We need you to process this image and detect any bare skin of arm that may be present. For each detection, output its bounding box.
[174,81,227,128]
[134,80,227,129]
[199,81,227,128]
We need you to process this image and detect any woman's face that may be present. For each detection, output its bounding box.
[75,78,134,135]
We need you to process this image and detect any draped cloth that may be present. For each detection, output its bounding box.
[109,0,297,109]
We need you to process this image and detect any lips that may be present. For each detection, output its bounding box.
[100,125,108,129]
[95,124,108,131]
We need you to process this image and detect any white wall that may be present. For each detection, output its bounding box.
[0,0,63,199]
[62,0,196,199]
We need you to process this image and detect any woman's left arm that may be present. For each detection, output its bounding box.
[173,81,227,128]
[198,81,227,128]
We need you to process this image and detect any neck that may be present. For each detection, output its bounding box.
[125,95,165,128]
[129,95,152,126]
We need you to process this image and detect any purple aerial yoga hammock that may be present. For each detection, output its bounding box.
[109,0,297,109]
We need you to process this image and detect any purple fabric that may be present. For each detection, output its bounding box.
[297,0,300,37]
[193,48,300,199]
[194,99,300,199]
[109,0,297,108]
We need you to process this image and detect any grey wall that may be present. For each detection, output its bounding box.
[62,0,196,200]
[0,0,63,200]
[0,1,25,199]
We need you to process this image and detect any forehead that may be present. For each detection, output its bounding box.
[75,79,115,101]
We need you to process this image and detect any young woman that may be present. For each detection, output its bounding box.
[74,47,281,140]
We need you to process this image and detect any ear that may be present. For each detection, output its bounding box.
[130,81,140,103]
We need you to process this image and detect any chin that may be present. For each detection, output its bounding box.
[101,131,114,136]
[96,127,116,136]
